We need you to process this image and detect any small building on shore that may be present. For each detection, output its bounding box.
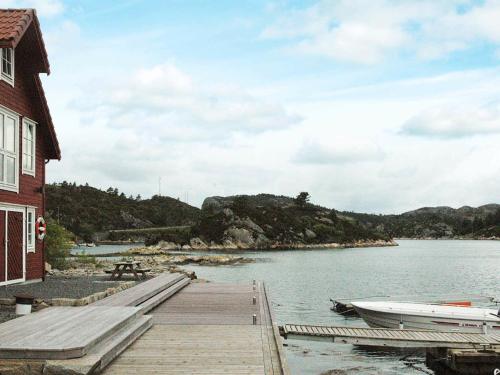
[0,8,60,286]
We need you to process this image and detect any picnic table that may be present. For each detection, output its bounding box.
[106,261,150,280]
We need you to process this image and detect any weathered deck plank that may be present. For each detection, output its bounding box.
[103,325,265,375]
[103,282,289,375]
[93,273,187,307]
[0,306,142,359]
[281,324,500,348]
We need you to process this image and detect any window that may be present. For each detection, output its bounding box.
[22,119,36,176]
[1,48,14,85]
[0,107,18,192]
[27,208,35,252]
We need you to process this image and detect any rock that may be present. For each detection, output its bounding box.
[51,298,77,307]
[181,244,192,250]
[305,229,317,239]
[45,262,52,273]
[0,298,15,306]
[43,361,95,375]
[119,210,153,229]
[0,360,45,375]
[73,297,88,307]
[190,237,208,250]
[201,196,224,214]
[239,217,264,234]
[184,270,197,280]
[224,227,254,248]
[254,233,270,248]
[318,217,334,225]
[222,239,237,249]
[35,302,49,310]
[157,241,180,251]
[223,208,234,219]
[320,370,348,375]
[128,246,164,255]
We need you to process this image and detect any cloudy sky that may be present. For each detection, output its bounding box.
[7,0,500,213]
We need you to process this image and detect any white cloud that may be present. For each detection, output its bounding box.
[263,0,500,63]
[43,20,80,54]
[294,138,385,164]
[38,2,500,214]
[401,102,500,138]
[46,63,500,213]
[79,62,300,136]
[3,0,64,17]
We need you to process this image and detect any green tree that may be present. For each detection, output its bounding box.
[45,219,73,270]
[232,196,250,214]
[295,192,310,207]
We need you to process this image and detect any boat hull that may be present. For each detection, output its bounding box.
[353,303,500,334]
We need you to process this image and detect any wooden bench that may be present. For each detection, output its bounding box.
[104,268,151,277]
[107,262,151,280]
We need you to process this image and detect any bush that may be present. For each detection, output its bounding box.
[312,223,336,242]
[45,219,73,270]
[73,250,98,265]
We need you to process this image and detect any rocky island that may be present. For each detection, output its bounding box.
[143,194,395,250]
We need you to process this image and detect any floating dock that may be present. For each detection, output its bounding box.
[281,324,500,374]
[281,324,500,348]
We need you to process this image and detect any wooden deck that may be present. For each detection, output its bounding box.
[0,272,191,373]
[103,282,290,375]
[93,273,187,307]
[0,306,144,359]
[281,324,500,349]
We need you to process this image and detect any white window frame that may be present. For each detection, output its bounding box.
[26,207,35,253]
[0,105,19,193]
[1,48,14,86]
[22,118,36,177]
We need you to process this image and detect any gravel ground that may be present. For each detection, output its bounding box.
[0,276,129,299]
[0,306,16,324]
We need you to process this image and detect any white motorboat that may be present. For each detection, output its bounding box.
[351,301,500,333]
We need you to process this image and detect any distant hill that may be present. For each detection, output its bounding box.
[46,182,200,241]
[46,182,500,244]
[345,204,500,239]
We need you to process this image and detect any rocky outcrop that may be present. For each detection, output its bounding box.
[193,194,393,250]
[143,194,396,250]
[119,210,153,229]
[124,247,252,266]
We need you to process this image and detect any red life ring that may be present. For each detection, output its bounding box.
[36,216,46,240]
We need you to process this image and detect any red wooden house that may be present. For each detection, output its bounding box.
[0,9,60,286]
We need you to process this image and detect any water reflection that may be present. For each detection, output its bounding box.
[183,240,499,374]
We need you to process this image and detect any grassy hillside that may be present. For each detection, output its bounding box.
[46,182,200,241]
[345,204,500,239]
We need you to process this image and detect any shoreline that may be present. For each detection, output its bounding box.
[124,239,398,253]
[86,237,499,248]
[395,237,499,241]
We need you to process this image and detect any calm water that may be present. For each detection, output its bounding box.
[180,240,500,375]
[71,243,142,255]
